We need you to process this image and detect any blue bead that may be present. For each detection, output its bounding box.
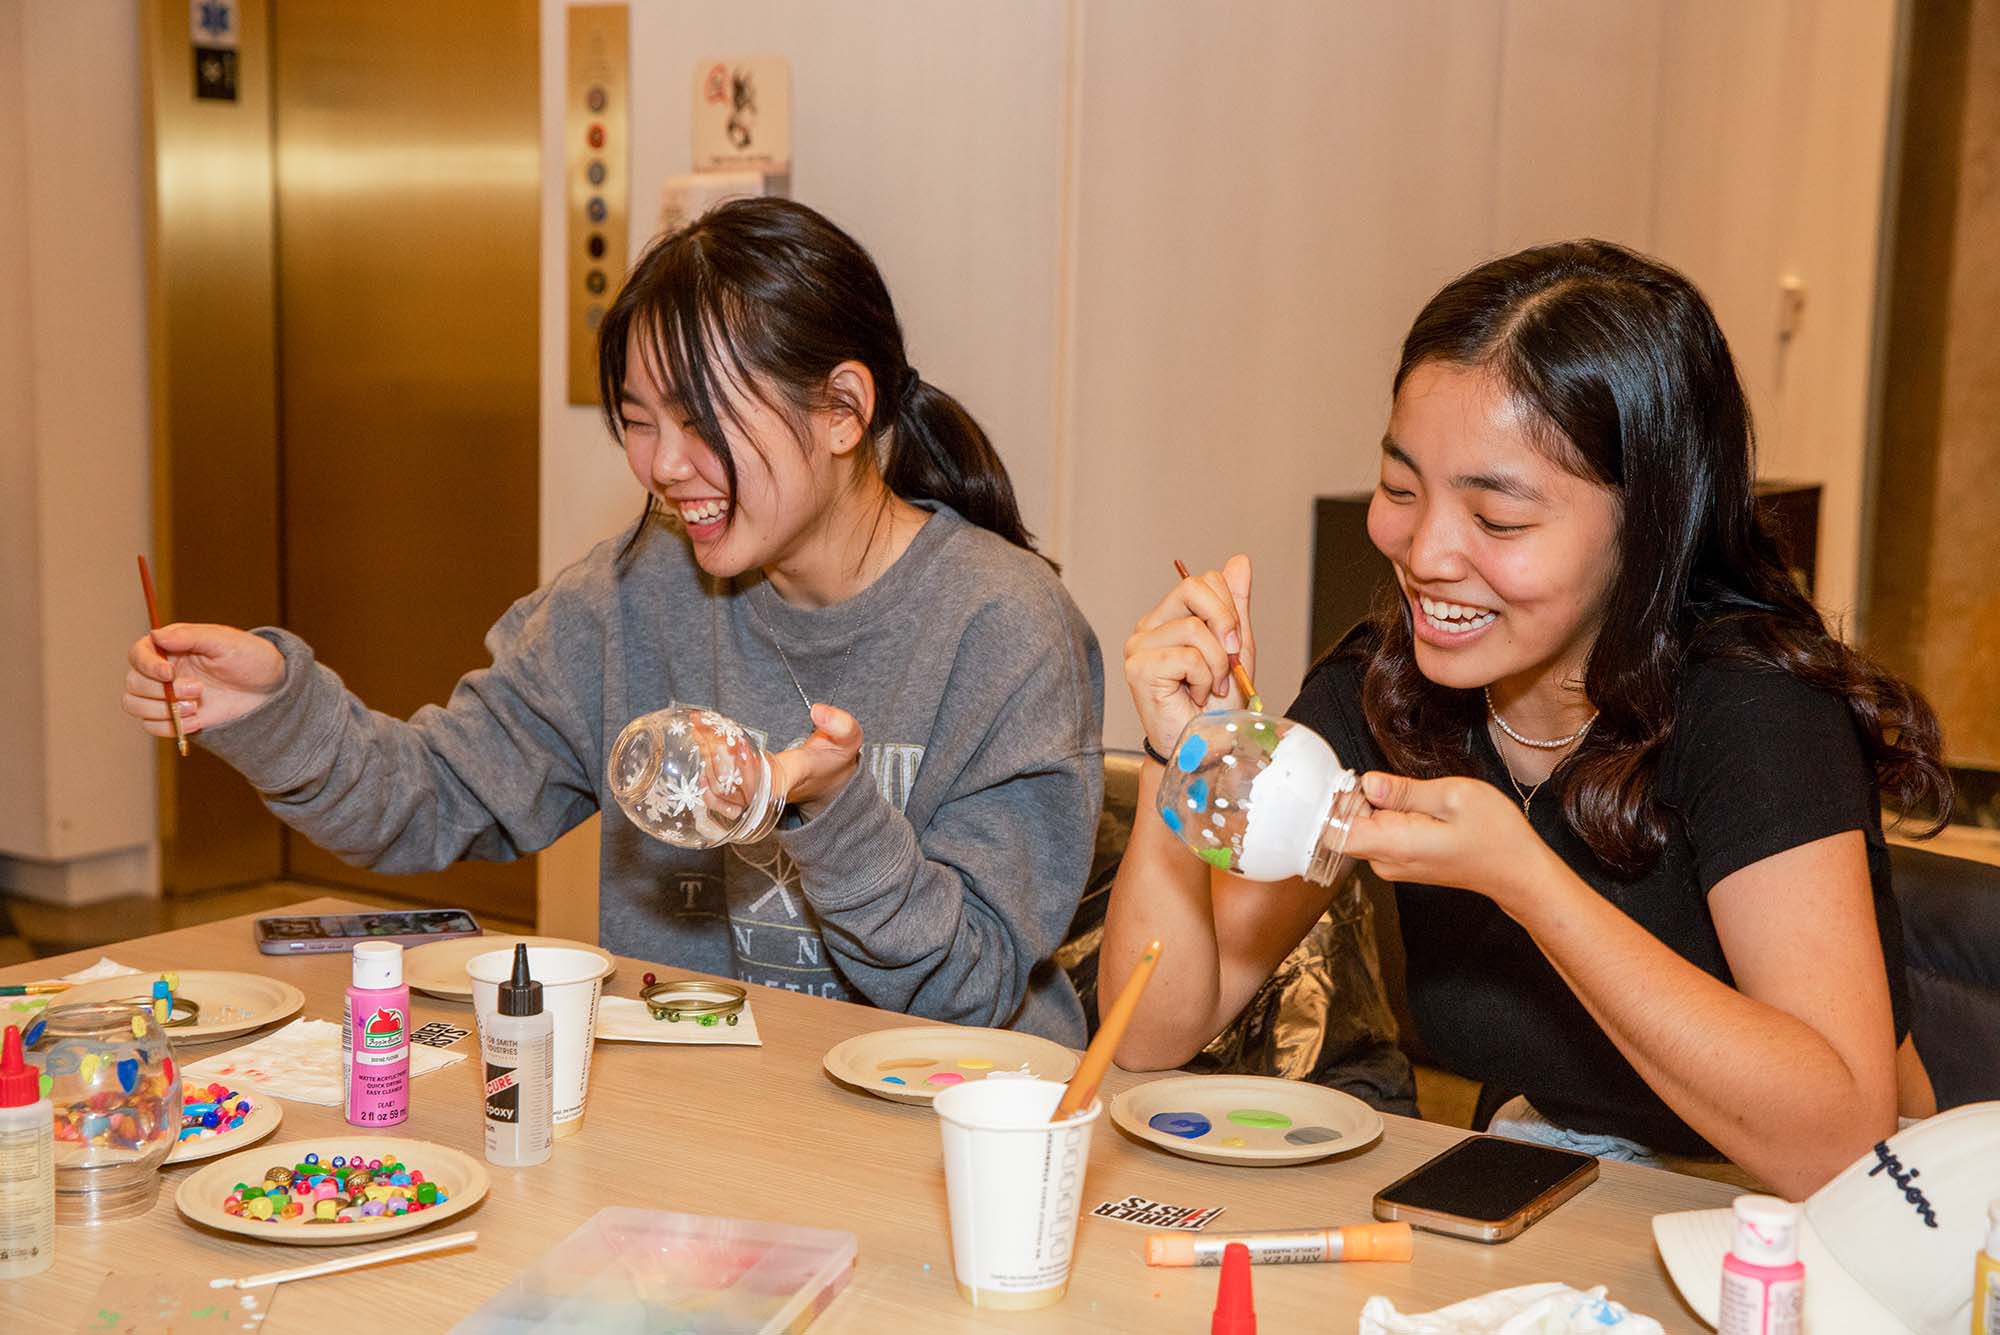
[331,1156,346,1168]
[304,1153,319,1165]
[202,1111,220,1128]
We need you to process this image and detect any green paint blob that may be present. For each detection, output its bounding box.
[1197,847,1233,870]
[1225,1108,1293,1130]
[1249,720,1281,755]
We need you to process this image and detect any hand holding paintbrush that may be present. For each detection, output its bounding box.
[1172,559,1261,713]
[1051,938,1162,1121]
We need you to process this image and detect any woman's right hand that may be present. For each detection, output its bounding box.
[1123,554,1256,757]
[122,623,286,739]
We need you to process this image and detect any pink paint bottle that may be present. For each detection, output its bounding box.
[1718,1194,1803,1335]
[342,941,409,1127]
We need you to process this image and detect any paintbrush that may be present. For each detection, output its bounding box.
[210,1230,478,1289]
[1172,559,1261,713]
[136,554,189,757]
[1052,938,1162,1121]
[0,982,69,998]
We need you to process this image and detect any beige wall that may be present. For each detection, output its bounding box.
[0,3,158,900]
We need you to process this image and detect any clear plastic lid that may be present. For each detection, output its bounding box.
[1729,1194,1800,1266]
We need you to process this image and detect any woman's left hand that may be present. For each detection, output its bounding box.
[1342,772,1555,909]
[770,703,864,814]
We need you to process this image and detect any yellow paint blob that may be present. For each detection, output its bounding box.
[957,1058,996,1071]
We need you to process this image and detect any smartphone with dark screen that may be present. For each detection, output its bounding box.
[1372,1134,1599,1242]
[253,909,482,954]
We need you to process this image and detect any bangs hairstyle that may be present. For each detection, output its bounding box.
[596,197,1044,564]
[1350,239,1950,875]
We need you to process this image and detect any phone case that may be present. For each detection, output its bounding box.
[1371,1139,1599,1243]
[254,912,483,955]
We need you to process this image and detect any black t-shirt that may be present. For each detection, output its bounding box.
[1287,643,1910,1157]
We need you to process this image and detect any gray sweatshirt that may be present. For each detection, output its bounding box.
[201,504,1105,1043]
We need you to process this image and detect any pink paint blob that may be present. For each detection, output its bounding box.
[925,1071,965,1088]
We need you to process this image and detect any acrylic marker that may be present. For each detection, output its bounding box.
[1147,1222,1413,1267]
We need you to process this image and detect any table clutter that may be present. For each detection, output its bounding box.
[0,897,1777,1332]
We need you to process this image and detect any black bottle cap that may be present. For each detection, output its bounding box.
[498,943,543,1017]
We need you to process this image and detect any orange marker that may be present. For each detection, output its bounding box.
[1147,1222,1414,1267]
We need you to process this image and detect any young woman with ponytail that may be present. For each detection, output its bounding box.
[1101,240,1952,1193]
[123,198,1104,1042]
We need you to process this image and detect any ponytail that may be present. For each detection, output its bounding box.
[599,197,1046,564]
[886,373,1046,563]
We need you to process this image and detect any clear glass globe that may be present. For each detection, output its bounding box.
[1154,709,1370,885]
[607,707,786,849]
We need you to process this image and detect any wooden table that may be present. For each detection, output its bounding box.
[1,897,1731,1331]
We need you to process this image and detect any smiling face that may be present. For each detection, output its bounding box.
[618,332,843,582]
[1366,361,1622,700]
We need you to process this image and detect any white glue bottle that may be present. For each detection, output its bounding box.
[481,943,553,1167]
[1718,1194,1803,1335]
[0,1023,54,1278]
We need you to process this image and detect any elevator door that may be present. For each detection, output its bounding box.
[272,1,540,920]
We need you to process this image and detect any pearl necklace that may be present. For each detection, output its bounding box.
[1483,686,1596,750]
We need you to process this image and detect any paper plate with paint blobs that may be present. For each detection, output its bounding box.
[822,1025,1079,1106]
[1111,1073,1383,1166]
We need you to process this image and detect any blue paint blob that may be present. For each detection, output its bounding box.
[21,1017,45,1048]
[116,1057,139,1094]
[1186,778,1211,813]
[881,1076,907,1085]
[1176,733,1208,772]
[1159,805,1184,834]
[1148,1111,1213,1140]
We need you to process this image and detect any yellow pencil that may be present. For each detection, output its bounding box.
[1052,938,1162,1122]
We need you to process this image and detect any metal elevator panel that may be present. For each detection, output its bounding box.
[142,0,286,893]
[271,1,541,920]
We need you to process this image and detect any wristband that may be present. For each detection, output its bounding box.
[1142,737,1172,767]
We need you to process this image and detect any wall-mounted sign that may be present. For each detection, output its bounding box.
[692,57,792,175]
[189,0,238,49]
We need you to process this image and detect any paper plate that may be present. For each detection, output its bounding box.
[1110,1073,1384,1166]
[175,1136,488,1245]
[54,970,305,1044]
[823,1025,1079,1106]
[403,935,615,1002]
[165,1097,284,1166]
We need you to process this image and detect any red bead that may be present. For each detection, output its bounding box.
[643,972,656,987]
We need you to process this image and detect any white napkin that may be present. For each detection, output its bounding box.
[56,957,146,984]
[1359,1283,1665,1335]
[594,993,762,1046]
[181,1018,465,1107]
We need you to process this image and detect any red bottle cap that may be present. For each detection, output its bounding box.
[0,1024,41,1108]
[1211,1240,1255,1335]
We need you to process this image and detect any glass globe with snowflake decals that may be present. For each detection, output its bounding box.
[607,707,787,849]
[1153,709,1371,885]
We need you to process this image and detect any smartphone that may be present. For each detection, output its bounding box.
[253,909,482,954]
[1372,1134,1599,1242]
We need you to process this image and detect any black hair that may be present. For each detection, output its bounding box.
[595,197,1044,564]
[1353,239,1950,874]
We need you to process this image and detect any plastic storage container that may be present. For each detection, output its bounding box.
[1154,709,1371,885]
[607,708,786,849]
[448,1207,857,1334]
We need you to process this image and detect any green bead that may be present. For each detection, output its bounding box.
[241,1187,264,1200]
[415,1182,439,1205]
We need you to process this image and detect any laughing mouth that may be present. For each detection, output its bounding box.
[1416,594,1497,633]
[676,497,730,526]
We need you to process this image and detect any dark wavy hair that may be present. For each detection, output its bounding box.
[1353,239,1950,875]
[597,197,1044,563]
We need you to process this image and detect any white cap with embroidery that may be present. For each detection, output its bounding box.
[1653,1101,2000,1334]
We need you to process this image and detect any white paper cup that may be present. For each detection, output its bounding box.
[934,1077,1100,1310]
[467,947,605,1137]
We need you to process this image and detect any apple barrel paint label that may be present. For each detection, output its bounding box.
[359,1007,406,1060]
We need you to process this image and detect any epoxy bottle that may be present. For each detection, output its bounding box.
[1974,1201,2000,1335]
[0,1023,54,1278]
[1718,1195,1803,1335]
[343,941,410,1127]
[481,944,553,1167]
